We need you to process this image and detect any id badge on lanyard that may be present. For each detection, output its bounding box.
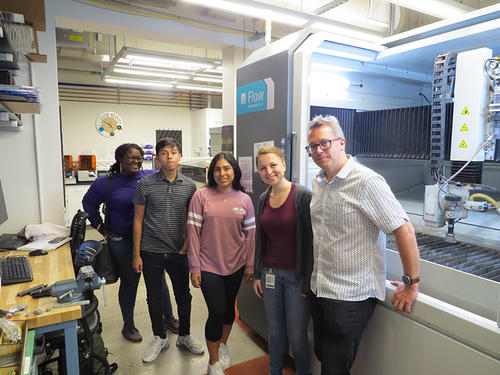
[265,268,275,289]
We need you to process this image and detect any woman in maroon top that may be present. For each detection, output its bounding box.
[253,146,313,375]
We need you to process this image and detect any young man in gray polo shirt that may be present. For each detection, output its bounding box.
[132,137,204,363]
[306,116,420,375]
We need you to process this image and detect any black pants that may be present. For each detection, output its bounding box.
[142,252,192,339]
[200,267,245,342]
[311,295,377,375]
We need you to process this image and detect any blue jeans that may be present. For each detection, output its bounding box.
[262,267,311,375]
[142,251,192,338]
[108,237,173,324]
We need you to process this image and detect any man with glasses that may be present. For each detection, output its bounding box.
[306,115,420,375]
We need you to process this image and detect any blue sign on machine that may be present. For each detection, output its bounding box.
[237,78,275,115]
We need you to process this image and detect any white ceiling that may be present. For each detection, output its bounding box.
[56,0,500,93]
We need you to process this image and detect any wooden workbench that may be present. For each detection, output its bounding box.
[1,244,82,374]
[1,244,82,326]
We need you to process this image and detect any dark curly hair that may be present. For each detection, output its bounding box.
[108,143,144,174]
[207,152,245,192]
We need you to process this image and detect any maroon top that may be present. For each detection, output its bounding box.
[261,183,297,270]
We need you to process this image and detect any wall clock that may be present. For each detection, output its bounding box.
[95,112,124,137]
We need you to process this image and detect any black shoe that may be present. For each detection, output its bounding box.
[164,313,179,334]
[122,322,142,342]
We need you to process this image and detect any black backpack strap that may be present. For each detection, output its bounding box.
[103,175,112,235]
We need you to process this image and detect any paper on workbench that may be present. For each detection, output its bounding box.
[17,236,71,251]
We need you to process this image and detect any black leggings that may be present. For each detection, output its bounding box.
[200,266,245,342]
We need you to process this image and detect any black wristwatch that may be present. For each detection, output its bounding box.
[402,274,420,285]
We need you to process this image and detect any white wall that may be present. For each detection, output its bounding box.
[0,62,43,233]
[0,6,64,233]
[61,102,193,162]
[190,108,223,157]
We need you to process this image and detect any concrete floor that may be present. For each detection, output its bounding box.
[89,230,266,374]
[99,275,265,374]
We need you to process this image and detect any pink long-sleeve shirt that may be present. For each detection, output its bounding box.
[187,187,256,276]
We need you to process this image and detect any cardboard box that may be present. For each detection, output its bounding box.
[0,320,32,375]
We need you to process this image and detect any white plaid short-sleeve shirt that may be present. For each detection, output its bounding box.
[310,156,408,301]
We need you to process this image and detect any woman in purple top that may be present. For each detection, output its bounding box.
[187,152,255,375]
[253,146,313,375]
[82,143,178,343]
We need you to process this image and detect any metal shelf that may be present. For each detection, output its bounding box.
[0,121,22,131]
[0,102,23,131]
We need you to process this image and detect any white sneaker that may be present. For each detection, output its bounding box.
[219,343,230,370]
[207,360,225,375]
[142,335,169,363]
[176,334,205,355]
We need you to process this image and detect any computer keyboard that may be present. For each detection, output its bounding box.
[0,233,29,250]
[0,256,33,285]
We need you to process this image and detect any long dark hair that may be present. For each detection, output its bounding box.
[207,152,245,192]
[108,143,144,174]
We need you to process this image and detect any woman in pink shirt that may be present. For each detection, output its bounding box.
[187,152,255,375]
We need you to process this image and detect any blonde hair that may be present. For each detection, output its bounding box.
[255,146,285,168]
[307,115,345,139]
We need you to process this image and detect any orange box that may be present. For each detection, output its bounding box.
[78,155,96,171]
[64,155,73,172]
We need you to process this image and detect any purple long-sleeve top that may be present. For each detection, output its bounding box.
[82,170,153,240]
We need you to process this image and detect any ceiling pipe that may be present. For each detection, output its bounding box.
[181,0,386,41]
[310,0,350,15]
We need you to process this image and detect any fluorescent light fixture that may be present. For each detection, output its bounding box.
[311,22,383,43]
[193,76,223,83]
[203,68,223,74]
[194,73,222,78]
[113,67,190,80]
[388,0,472,19]
[115,64,191,76]
[102,55,130,63]
[105,76,174,89]
[182,0,308,27]
[176,84,223,93]
[126,54,214,70]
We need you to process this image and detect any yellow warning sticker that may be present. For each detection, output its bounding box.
[459,140,467,148]
[69,35,84,42]
[461,107,470,115]
[460,123,469,131]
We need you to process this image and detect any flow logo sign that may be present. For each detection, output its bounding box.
[237,78,275,115]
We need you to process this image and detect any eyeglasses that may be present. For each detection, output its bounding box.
[125,156,144,162]
[305,138,342,156]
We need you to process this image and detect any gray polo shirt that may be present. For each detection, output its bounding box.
[134,170,197,254]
